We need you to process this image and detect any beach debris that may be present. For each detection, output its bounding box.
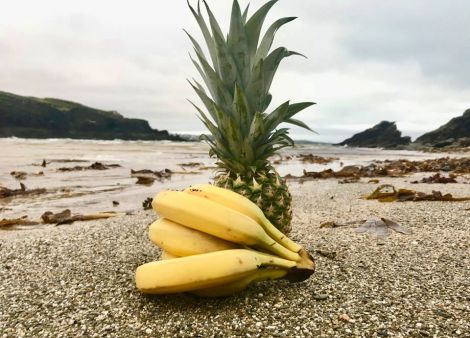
[49,159,89,163]
[338,314,353,323]
[41,209,122,225]
[112,201,120,207]
[356,218,412,237]
[320,221,343,228]
[178,162,204,167]
[286,157,470,181]
[9,171,44,180]
[58,162,121,172]
[411,173,457,184]
[364,184,470,202]
[198,165,218,170]
[0,216,39,229]
[131,169,172,185]
[298,154,338,164]
[0,183,47,199]
[320,220,366,228]
[312,293,329,301]
[10,171,28,180]
[338,178,360,184]
[135,176,157,185]
[368,179,380,184]
[35,159,87,166]
[177,162,217,171]
[315,249,337,259]
[376,157,470,174]
[142,197,153,210]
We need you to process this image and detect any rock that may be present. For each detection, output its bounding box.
[338,314,353,322]
[313,293,328,301]
[337,121,411,149]
[414,109,470,147]
[0,90,185,141]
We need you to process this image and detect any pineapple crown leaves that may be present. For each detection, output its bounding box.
[186,0,316,175]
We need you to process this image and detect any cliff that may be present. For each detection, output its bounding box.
[0,91,184,141]
[414,109,470,148]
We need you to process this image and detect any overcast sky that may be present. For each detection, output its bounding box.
[1,1,469,142]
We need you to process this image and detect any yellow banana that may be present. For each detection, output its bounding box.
[191,268,287,297]
[160,250,179,260]
[152,190,300,262]
[184,184,302,253]
[149,218,238,256]
[135,249,296,294]
[158,248,287,297]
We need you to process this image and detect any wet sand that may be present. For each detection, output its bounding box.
[0,138,453,221]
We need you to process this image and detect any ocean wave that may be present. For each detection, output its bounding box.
[0,137,187,146]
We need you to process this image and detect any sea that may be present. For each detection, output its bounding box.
[0,137,448,221]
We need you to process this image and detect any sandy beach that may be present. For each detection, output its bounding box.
[1,174,469,337]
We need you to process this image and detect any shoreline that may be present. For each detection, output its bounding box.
[1,176,469,337]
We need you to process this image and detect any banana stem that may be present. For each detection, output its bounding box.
[259,241,300,262]
[257,252,297,269]
[260,217,303,253]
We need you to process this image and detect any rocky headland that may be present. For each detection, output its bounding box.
[337,121,411,149]
[414,109,470,149]
[0,91,184,141]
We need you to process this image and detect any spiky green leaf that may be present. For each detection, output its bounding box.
[286,102,316,119]
[286,118,316,132]
[254,17,297,65]
[264,100,290,132]
[187,82,219,122]
[232,84,251,135]
[194,49,232,112]
[245,58,265,113]
[227,0,250,86]
[241,3,250,24]
[245,0,278,62]
[183,29,205,58]
[187,0,219,72]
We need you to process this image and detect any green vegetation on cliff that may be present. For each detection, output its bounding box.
[0,91,183,141]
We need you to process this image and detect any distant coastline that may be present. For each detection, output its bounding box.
[0,90,185,142]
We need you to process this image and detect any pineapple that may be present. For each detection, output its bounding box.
[186,0,315,233]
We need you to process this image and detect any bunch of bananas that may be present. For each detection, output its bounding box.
[135,184,315,297]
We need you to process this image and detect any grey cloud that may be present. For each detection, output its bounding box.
[0,0,469,142]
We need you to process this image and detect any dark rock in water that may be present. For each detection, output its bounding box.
[337,121,411,148]
[0,90,185,141]
[414,109,470,147]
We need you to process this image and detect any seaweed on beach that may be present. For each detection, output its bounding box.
[286,157,470,181]
[10,171,27,180]
[178,162,204,167]
[142,197,153,210]
[0,216,39,228]
[57,162,121,172]
[41,209,123,225]
[0,183,47,199]
[298,154,339,164]
[131,169,172,185]
[411,173,457,184]
[364,184,470,202]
